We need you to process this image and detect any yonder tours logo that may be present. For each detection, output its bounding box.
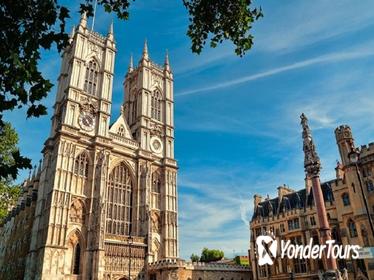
[256,233,361,266]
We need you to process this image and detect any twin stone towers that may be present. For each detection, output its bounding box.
[2,14,178,279]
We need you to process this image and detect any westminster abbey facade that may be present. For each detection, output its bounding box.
[0,13,178,280]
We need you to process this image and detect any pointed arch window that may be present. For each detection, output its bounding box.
[348,219,358,238]
[84,60,99,96]
[74,152,89,177]
[132,98,137,122]
[106,163,133,235]
[118,125,125,137]
[151,90,161,121]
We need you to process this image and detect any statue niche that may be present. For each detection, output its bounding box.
[151,213,161,234]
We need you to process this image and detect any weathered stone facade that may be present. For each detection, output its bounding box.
[250,123,374,280]
[0,12,178,280]
[0,13,251,280]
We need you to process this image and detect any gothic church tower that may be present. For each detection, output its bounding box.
[22,13,178,280]
[124,41,178,262]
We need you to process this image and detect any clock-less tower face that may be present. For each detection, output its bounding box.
[150,136,163,154]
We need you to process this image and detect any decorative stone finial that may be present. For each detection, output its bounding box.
[109,20,113,34]
[301,113,321,176]
[69,25,76,43]
[164,49,170,71]
[107,19,114,42]
[32,165,37,179]
[128,54,134,72]
[79,11,87,28]
[37,159,42,174]
[142,39,149,60]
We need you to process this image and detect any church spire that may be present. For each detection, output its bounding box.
[69,25,76,43]
[301,113,321,177]
[164,49,170,72]
[107,20,114,41]
[79,11,87,29]
[108,20,113,34]
[142,39,149,60]
[128,54,134,73]
[37,159,42,175]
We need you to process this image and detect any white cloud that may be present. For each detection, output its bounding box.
[254,0,374,53]
[177,47,374,96]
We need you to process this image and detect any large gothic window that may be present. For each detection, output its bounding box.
[74,152,89,177]
[151,90,161,121]
[106,163,133,235]
[84,60,99,96]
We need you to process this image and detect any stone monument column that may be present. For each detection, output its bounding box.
[300,113,337,271]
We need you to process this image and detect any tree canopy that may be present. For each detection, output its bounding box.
[0,123,26,223]
[190,253,200,262]
[200,247,225,262]
[0,0,262,180]
[0,123,31,180]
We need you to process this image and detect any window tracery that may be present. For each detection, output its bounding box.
[106,163,133,235]
[151,90,161,121]
[84,60,99,96]
[74,152,89,177]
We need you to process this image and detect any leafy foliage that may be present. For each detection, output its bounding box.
[190,253,200,262]
[0,0,70,122]
[0,181,21,224]
[0,123,26,223]
[0,123,31,180]
[183,0,263,56]
[0,0,262,179]
[80,0,135,20]
[200,247,224,262]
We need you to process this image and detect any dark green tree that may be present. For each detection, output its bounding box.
[0,123,31,179]
[0,123,28,222]
[0,182,22,224]
[200,247,224,262]
[0,0,262,180]
[190,253,200,262]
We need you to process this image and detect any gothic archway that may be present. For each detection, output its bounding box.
[66,229,84,276]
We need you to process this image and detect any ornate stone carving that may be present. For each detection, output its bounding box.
[151,213,161,234]
[79,98,99,115]
[151,74,163,89]
[301,113,321,176]
[70,199,85,224]
[150,122,164,137]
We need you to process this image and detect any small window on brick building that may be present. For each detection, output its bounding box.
[310,216,316,226]
[367,180,374,192]
[348,219,358,238]
[342,193,350,206]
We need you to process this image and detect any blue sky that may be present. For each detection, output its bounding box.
[5,0,374,259]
